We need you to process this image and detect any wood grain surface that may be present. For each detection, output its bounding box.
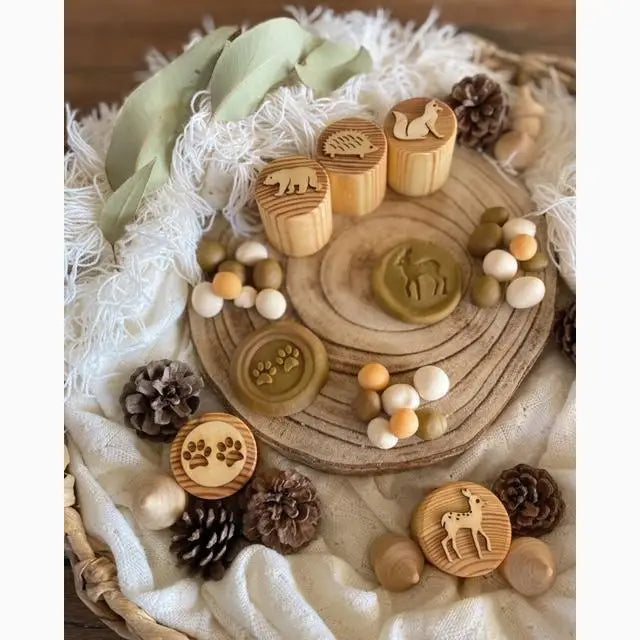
[190,145,557,474]
[65,1,574,636]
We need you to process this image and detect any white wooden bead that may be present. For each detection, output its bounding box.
[233,285,257,309]
[483,249,518,282]
[502,218,536,246]
[191,282,224,318]
[255,288,287,320]
[381,384,420,416]
[413,366,450,402]
[367,417,398,450]
[506,277,546,309]
[235,241,269,266]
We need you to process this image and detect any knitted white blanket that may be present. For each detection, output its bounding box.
[64,8,575,639]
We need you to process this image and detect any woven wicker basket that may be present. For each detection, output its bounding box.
[63,38,575,640]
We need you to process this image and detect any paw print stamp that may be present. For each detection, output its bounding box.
[216,437,245,467]
[182,439,212,469]
[252,360,277,386]
[275,344,300,373]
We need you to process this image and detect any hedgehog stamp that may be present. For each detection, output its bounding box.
[317,117,387,217]
[322,130,379,159]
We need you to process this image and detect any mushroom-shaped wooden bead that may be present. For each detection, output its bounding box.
[499,537,557,596]
[131,473,187,531]
[369,533,425,592]
[494,131,536,171]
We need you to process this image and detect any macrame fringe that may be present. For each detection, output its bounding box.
[64,7,576,400]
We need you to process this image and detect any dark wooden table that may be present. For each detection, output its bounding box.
[64,1,575,637]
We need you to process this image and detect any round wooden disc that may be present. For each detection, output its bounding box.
[410,481,512,577]
[170,412,257,499]
[189,146,556,474]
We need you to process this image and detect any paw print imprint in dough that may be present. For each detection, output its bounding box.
[252,360,277,386]
[183,439,212,469]
[275,344,300,373]
[216,437,245,467]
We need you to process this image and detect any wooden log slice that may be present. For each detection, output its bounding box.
[189,146,556,474]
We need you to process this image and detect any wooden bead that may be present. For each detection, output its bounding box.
[411,481,512,578]
[415,408,447,440]
[317,117,387,216]
[255,288,287,320]
[131,473,187,530]
[196,238,226,273]
[381,384,420,415]
[352,389,382,422]
[211,271,242,300]
[520,252,549,272]
[256,156,332,257]
[191,282,224,318]
[235,240,268,266]
[170,413,258,500]
[499,537,556,596]
[252,258,283,290]
[413,365,450,402]
[367,417,398,449]
[369,533,425,592]
[494,131,536,171]
[389,408,419,438]
[509,234,538,261]
[217,260,246,285]
[357,362,390,391]
[384,97,457,196]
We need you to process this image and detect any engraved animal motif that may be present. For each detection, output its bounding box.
[392,100,444,140]
[395,247,448,300]
[252,361,277,386]
[322,129,378,158]
[263,166,318,196]
[440,488,493,562]
[215,437,244,467]
[183,439,212,469]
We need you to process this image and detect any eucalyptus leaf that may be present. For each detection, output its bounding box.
[295,41,373,96]
[100,159,156,244]
[106,26,237,192]
[209,18,320,122]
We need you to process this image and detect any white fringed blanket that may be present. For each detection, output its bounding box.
[64,8,575,639]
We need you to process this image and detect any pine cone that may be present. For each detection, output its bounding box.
[242,469,321,554]
[119,359,203,442]
[446,74,508,149]
[170,498,248,580]
[492,464,565,537]
[554,301,576,364]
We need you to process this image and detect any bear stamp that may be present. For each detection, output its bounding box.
[263,166,318,196]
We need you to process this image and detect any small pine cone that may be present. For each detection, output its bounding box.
[242,469,321,555]
[170,499,248,581]
[119,359,203,442]
[554,301,576,364]
[492,464,565,537]
[446,74,508,149]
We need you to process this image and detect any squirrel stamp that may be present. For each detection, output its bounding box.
[392,100,444,141]
[263,166,318,196]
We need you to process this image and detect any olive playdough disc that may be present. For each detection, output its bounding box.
[371,240,462,325]
[230,321,329,417]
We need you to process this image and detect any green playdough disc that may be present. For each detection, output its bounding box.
[371,240,462,325]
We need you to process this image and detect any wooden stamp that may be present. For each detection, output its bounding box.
[256,156,332,257]
[384,97,456,197]
[170,412,257,500]
[316,117,387,216]
[411,481,511,577]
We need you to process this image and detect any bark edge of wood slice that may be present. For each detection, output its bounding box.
[189,146,556,475]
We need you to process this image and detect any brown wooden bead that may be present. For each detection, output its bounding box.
[411,481,512,578]
[352,389,382,422]
[252,258,283,290]
[509,234,538,261]
[357,363,390,391]
[499,537,557,596]
[217,260,246,285]
[369,533,425,592]
[211,271,242,300]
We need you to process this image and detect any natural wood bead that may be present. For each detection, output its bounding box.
[211,271,242,300]
[384,97,457,197]
[369,533,425,592]
[130,473,187,531]
[411,481,512,578]
[317,117,387,216]
[499,537,557,596]
[255,156,332,258]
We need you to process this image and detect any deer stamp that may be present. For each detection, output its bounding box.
[395,247,448,300]
[440,488,493,562]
